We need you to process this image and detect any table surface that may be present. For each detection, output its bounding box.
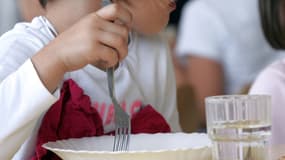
[271,145,285,160]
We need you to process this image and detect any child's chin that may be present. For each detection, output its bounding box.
[135,24,168,35]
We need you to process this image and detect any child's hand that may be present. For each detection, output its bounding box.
[31,4,132,93]
[54,3,132,71]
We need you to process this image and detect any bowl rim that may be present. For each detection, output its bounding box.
[43,132,212,154]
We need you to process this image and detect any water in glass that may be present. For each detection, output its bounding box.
[206,95,271,160]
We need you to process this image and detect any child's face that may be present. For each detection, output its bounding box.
[115,0,176,34]
[46,0,175,35]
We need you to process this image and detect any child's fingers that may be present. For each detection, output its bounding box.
[93,44,119,69]
[95,3,132,28]
[97,29,128,61]
[98,20,129,44]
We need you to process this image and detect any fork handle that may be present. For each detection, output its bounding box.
[107,67,115,99]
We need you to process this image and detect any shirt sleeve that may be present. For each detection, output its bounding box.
[0,32,59,158]
[249,60,285,145]
[176,1,228,62]
[0,59,59,159]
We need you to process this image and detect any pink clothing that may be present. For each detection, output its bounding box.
[250,59,285,145]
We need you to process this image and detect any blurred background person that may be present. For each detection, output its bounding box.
[0,0,44,35]
[0,0,21,35]
[250,0,285,145]
[175,0,285,130]
[165,0,199,133]
[167,0,190,88]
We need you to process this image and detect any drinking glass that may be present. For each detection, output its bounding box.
[205,95,271,160]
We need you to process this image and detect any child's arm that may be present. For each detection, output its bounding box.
[32,4,132,93]
[0,4,132,158]
[0,59,59,159]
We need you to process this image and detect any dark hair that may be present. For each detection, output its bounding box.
[259,0,285,49]
[39,0,48,8]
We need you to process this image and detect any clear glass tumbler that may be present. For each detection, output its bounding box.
[205,95,271,160]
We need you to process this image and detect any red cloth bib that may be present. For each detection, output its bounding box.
[32,79,170,160]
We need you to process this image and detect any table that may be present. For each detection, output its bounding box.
[271,145,285,160]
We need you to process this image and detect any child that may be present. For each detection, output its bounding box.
[0,0,180,159]
[250,0,285,145]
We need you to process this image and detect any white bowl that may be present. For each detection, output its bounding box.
[43,132,212,160]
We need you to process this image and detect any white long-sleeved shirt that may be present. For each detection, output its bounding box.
[0,16,181,160]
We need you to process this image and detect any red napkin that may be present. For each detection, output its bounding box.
[32,79,170,160]
[131,105,170,134]
[32,79,104,160]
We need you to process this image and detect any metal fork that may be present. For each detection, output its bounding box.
[107,67,131,152]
